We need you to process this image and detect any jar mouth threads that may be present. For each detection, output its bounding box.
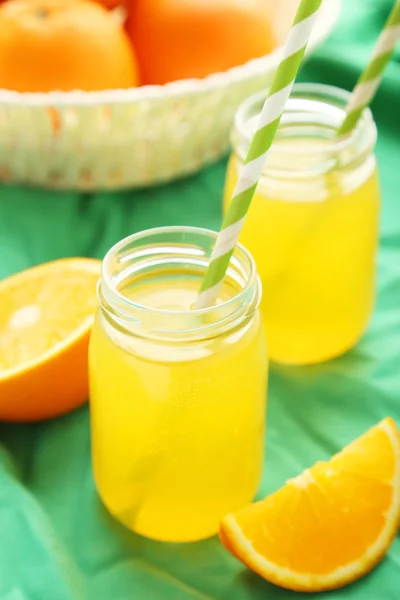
[233,84,377,177]
[98,226,261,341]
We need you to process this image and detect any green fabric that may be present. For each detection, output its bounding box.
[1,2,400,598]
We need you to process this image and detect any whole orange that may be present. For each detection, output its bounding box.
[126,0,278,85]
[0,0,139,92]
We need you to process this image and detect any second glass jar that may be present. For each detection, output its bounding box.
[224,83,380,365]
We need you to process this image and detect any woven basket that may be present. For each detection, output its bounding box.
[0,0,340,191]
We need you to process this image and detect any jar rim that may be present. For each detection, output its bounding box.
[233,83,377,173]
[99,226,261,339]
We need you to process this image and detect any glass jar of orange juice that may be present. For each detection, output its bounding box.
[89,226,267,543]
[224,84,380,365]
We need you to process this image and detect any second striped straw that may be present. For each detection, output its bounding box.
[339,0,400,136]
[194,0,323,309]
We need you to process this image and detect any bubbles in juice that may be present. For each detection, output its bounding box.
[224,137,380,364]
[89,277,267,542]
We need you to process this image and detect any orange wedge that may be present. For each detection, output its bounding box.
[220,418,400,592]
[0,258,101,422]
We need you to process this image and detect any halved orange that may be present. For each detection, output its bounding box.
[220,418,400,592]
[0,258,101,422]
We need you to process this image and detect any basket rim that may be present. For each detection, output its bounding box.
[0,0,341,107]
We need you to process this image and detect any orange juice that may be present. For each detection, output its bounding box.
[89,227,267,542]
[224,84,380,364]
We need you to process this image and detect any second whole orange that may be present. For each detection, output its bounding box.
[126,0,278,85]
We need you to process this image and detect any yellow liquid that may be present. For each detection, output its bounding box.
[89,277,267,542]
[224,142,380,364]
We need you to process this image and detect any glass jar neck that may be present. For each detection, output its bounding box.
[232,83,377,179]
[98,226,261,342]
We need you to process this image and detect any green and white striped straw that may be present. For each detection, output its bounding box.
[194,0,323,309]
[339,0,400,135]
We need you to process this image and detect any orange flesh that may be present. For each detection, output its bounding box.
[0,266,100,371]
[221,418,400,590]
